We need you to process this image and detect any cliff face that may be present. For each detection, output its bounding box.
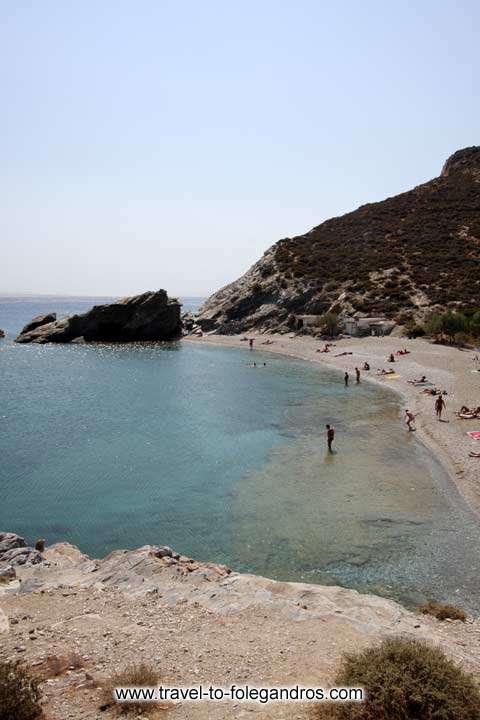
[15,290,182,343]
[196,147,480,334]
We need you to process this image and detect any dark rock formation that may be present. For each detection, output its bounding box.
[19,313,56,335]
[196,147,480,334]
[0,329,4,338]
[15,290,182,344]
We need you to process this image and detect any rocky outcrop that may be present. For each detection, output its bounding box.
[19,313,57,335]
[15,290,181,344]
[196,147,480,334]
[0,532,42,569]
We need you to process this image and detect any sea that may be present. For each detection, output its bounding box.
[1,295,480,611]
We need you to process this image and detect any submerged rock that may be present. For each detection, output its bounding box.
[15,290,182,344]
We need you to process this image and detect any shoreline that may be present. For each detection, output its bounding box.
[185,333,480,517]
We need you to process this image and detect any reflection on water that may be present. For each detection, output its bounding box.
[1,299,480,612]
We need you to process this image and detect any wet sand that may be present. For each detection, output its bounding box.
[186,334,480,515]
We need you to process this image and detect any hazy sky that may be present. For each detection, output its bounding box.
[2,1,478,297]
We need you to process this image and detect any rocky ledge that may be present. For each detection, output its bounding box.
[15,290,181,343]
[0,531,475,647]
[1,532,479,720]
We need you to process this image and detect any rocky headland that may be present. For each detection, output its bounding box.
[15,290,181,344]
[195,147,480,334]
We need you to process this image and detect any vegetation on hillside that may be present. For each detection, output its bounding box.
[273,150,480,322]
[0,661,43,720]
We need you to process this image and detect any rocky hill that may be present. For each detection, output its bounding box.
[196,147,480,334]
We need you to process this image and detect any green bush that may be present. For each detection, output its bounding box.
[470,310,480,338]
[321,312,340,336]
[441,310,468,342]
[0,661,43,720]
[311,637,480,720]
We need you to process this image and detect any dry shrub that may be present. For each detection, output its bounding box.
[41,652,85,679]
[419,601,467,622]
[311,637,480,720]
[101,662,165,716]
[0,660,43,720]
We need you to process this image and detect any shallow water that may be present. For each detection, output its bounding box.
[1,297,480,611]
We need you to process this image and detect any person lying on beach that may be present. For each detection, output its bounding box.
[363,362,370,371]
[470,451,480,458]
[405,409,416,431]
[407,376,427,384]
[316,345,330,353]
[377,368,395,375]
[261,339,274,345]
[457,406,480,419]
[421,387,439,396]
[335,351,353,357]
[396,348,411,355]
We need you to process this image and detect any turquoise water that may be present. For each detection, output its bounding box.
[1,296,480,612]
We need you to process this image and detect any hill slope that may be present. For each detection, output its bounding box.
[196,147,480,334]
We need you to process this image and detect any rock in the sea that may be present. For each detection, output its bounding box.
[15,290,181,344]
[19,313,57,335]
[0,329,5,338]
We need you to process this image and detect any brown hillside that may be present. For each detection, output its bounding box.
[196,147,480,333]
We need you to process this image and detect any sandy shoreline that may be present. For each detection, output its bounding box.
[185,333,480,516]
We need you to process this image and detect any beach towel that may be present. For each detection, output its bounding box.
[467,431,480,440]
[382,373,401,380]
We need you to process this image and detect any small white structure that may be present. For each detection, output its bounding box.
[344,317,396,337]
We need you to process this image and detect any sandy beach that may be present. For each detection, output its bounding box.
[186,334,480,515]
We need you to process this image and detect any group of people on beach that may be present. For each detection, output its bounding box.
[242,335,480,458]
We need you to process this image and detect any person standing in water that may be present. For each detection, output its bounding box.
[249,338,254,351]
[326,424,335,452]
[355,367,361,383]
[344,371,349,387]
[435,395,446,420]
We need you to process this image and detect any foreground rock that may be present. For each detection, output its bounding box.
[15,290,181,343]
[1,532,479,719]
[196,146,480,334]
[0,532,42,569]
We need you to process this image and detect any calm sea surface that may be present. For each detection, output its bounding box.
[1,296,480,611]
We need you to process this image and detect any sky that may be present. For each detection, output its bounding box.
[1,0,479,297]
